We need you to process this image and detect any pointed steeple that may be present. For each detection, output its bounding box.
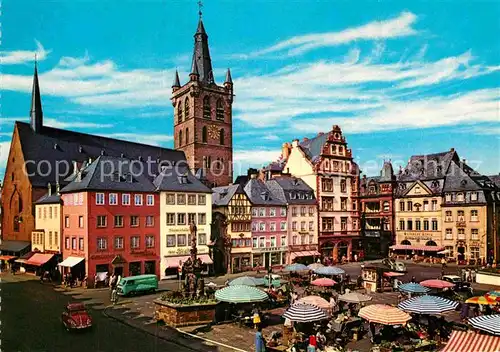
[172,70,181,90]
[191,18,214,84]
[224,68,233,84]
[189,58,200,81]
[30,59,43,133]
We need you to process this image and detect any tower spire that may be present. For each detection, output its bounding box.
[191,4,214,85]
[172,69,181,90]
[30,57,43,133]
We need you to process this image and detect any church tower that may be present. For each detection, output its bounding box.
[172,16,233,187]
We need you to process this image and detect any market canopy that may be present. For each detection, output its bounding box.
[284,263,309,272]
[390,245,444,252]
[338,292,372,304]
[420,279,455,289]
[441,330,500,352]
[466,296,499,306]
[297,296,331,311]
[311,278,336,287]
[358,304,411,326]
[398,295,458,315]
[229,276,261,287]
[214,285,268,303]
[469,315,500,336]
[58,256,85,268]
[398,283,431,294]
[290,251,320,260]
[283,303,329,323]
[307,263,324,270]
[314,266,345,276]
[25,253,54,266]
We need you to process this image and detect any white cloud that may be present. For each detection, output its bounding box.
[0,141,11,170]
[262,134,280,141]
[241,12,417,58]
[233,149,281,166]
[0,40,50,65]
[103,133,174,146]
[44,118,114,129]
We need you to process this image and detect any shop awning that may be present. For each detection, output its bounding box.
[384,272,405,278]
[58,256,85,267]
[441,330,500,352]
[0,255,17,261]
[0,240,30,253]
[290,251,321,260]
[390,245,444,252]
[165,254,213,268]
[25,253,54,266]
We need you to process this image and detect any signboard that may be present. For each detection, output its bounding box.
[365,231,380,238]
[166,247,208,255]
[252,247,284,253]
[167,227,190,233]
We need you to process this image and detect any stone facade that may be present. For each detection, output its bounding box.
[154,300,217,327]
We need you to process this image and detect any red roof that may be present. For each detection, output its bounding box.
[441,331,500,352]
[25,253,54,266]
[390,245,444,252]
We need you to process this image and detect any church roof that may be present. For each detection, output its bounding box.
[191,18,214,84]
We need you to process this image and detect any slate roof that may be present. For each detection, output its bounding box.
[243,178,285,206]
[16,121,186,188]
[380,161,395,182]
[212,184,244,206]
[191,19,215,84]
[397,150,459,182]
[488,175,500,188]
[153,164,212,193]
[35,192,62,204]
[265,177,316,205]
[443,160,489,192]
[299,133,329,162]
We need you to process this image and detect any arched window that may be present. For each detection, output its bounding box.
[178,130,183,147]
[203,96,211,119]
[202,126,208,143]
[185,128,189,144]
[216,99,224,120]
[220,128,225,145]
[177,102,183,124]
[426,240,437,246]
[401,239,411,245]
[184,98,190,119]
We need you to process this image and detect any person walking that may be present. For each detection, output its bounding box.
[109,273,117,299]
[254,326,266,352]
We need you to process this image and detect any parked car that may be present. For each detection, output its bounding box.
[442,275,471,291]
[62,303,92,331]
[382,258,407,272]
[116,274,158,296]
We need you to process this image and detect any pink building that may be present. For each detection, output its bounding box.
[244,176,287,268]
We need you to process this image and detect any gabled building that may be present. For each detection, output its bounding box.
[265,176,319,264]
[33,183,63,255]
[212,183,252,272]
[283,126,361,262]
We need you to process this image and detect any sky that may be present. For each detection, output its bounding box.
[1,0,499,180]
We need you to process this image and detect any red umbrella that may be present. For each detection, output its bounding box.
[311,278,336,287]
[420,279,455,289]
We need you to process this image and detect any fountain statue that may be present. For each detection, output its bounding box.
[182,223,204,298]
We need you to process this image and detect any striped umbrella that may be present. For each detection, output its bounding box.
[307,263,324,270]
[229,276,261,287]
[398,283,430,294]
[215,285,268,303]
[314,266,345,276]
[358,304,411,326]
[311,278,336,287]
[420,279,455,289]
[338,292,372,304]
[283,303,329,323]
[466,296,499,305]
[284,263,309,272]
[469,315,500,335]
[297,295,331,311]
[398,295,458,315]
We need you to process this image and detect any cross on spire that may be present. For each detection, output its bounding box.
[197,0,203,18]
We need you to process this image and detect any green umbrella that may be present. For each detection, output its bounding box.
[229,276,261,286]
[215,285,269,303]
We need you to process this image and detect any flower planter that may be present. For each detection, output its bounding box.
[154,299,218,327]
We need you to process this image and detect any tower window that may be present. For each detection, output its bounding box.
[220,128,225,145]
[202,126,208,143]
[216,99,224,120]
[203,96,211,119]
[177,102,183,124]
[184,98,190,119]
[185,128,189,144]
[178,130,183,147]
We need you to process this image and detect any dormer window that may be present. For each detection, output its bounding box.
[179,175,189,184]
[461,180,467,186]
[437,165,442,173]
[431,181,439,188]
[260,191,270,201]
[457,193,465,202]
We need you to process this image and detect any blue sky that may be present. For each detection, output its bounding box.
[1,0,499,180]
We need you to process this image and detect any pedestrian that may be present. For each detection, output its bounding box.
[411,276,416,283]
[308,334,317,352]
[283,318,293,345]
[109,273,117,298]
[354,254,358,262]
[254,326,266,352]
[252,305,261,329]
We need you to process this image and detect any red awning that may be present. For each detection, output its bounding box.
[390,245,444,252]
[384,272,405,278]
[25,253,54,266]
[290,251,321,260]
[0,255,17,261]
[165,254,213,268]
[441,331,500,352]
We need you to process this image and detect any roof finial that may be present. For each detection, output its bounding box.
[198,0,203,18]
[35,53,38,64]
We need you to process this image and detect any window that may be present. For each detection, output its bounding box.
[399,219,405,230]
[292,221,297,231]
[445,228,453,240]
[292,236,298,245]
[407,219,413,230]
[130,215,139,227]
[431,200,438,211]
[340,179,347,193]
[432,219,438,231]
[198,213,206,225]
[445,193,451,202]
[259,237,265,248]
[322,218,334,231]
[79,238,84,251]
[49,207,52,219]
[177,234,186,246]
[203,96,211,119]
[122,194,131,205]
[471,210,478,221]
[188,213,196,225]
[97,237,107,250]
[76,215,83,228]
[146,195,154,206]
[131,236,140,249]
[252,222,258,231]
[64,216,71,228]
[280,221,287,231]
[340,197,347,211]
[445,246,454,257]
[253,238,258,248]
[309,221,314,231]
[202,126,208,143]
[423,201,429,211]
[166,194,175,205]
[177,194,186,205]
[134,194,143,206]
[383,202,389,212]
[259,222,266,231]
[258,208,265,217]
[65,237,70,250]
[471,192,478,201]
[301,234,306,244]
[166,213,176,225]
[187,194,196,205]
[457,210,465,221]
[281,235,287,247]
[167,235,176,247]
[198,233,207,245]
[38,208,41,219]
[423,219,429,231]
[177,102,183,123]
[216,99,224,120]
[96,193,105,205]
[458,228,465,240]
[280,207,287,216]
[109,193,118,205]
[252,208,258,217]
[146,216,154,227]
[321,178,333,192]
[469,247,480,259]
[341,217,347,231]
[457,193,464,202]
[415,220,421,230]
[445,210,452,222]
[220,129,225,145]
[322,197,334,211]
[471,229,479,240]
[115,237,124,249]
[55,232,58,248]
[292,207,298,217]
[407,201,413,211]
[269,208,276,216]
[97,215,107,227]
[48,231,52,246]
[269,222,276,231]
[178,130,183,146]
[270,236,276,247]
[309,207,314,216]
[399,201,405,212]
[184,98,190,119]
[196,194,206,205]
[177,213,186,225]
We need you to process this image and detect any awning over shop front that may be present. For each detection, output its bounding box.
[165,254,214,268]
[58,256,85,267]
[390,245,444,252]
[0,255,17,261]
[290,251,321,260]
[25,253,54,266]
[0,240,30,253]
[441,330,500,352]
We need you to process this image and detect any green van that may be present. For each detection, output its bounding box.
[116,274,158,296]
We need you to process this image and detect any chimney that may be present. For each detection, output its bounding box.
[56,182,60,195]
[450,148,455,152]
[48,182,52,196]
[462,159,466,165]
[282,142,291,160]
